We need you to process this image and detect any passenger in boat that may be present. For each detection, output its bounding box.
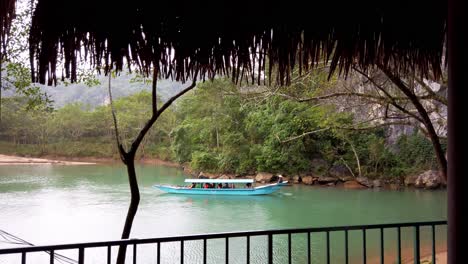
[204,183,209,189]
[245,182,252,188]
[278,176,283,183]
[217,183,222,189]
[223,183,229,188]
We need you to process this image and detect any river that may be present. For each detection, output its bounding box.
[0,165,447,263]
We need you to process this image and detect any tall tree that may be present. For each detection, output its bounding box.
[1,3,50,123]
[286,66,447,180]
[109,68,198,264]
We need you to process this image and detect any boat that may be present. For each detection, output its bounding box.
[278,181,291,186]
[154,179,282,195]
[277,176,290,186]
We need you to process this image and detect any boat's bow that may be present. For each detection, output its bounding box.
[153,181,284,195]
[153,184,182,194]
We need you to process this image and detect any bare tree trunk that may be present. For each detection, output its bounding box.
[344,137,361,177]
[216,126,219,148]
[380,66,448,181]
[340,157,355,178]
[116,151,140,264]
[0,56,3,123]
[110,68,198,264]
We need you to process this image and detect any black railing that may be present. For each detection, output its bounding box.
[0,220,447,264]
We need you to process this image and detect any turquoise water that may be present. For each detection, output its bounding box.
[0,165,447,263]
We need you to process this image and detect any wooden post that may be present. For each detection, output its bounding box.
[448,0,468,263]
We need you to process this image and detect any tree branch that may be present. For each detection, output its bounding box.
[379,65,447,180]
[152,66,158,115]
[339,157,356,178]
[281,127,330,143]
[130,71,198,154]
[342,137,361,177]
[414,77,448,106]
[108,72,127,162]
[353,67,425,124]
[335,121,413,131]
[298,92,389,102]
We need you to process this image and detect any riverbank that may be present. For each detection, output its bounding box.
[0,153,181,168]
[0,154,96,165]
[0,153,445,190]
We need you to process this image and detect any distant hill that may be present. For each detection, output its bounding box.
[4,73,187,108]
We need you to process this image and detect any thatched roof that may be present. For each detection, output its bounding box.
[0,0,15,52]
[6,0,447,85]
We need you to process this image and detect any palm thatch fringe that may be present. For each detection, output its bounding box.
[4,0,447,85]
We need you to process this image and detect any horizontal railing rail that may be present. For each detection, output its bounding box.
[0,220,447,264]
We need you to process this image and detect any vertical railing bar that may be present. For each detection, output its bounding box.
[414,226,420,264]
[363,229,367,264]
[5,223,449,264]
[288,233,292,264]
[133,244,137,264]
[49,250,54,264]
[107,246,111,264]
[268,234,273,264]
[380,228,384,264]
[397,227,402,264]
[432,225,436,264]
[345,230,349,264]
[326,231,330,264]
[78,248,84,264]
[181,240,184,264]
[157,242,161,264]
[307,232,311,264]
[246,236,250,264]
[225,237,229,264]
[203,239,207,264]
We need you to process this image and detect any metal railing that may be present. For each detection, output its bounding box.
[0,220,447,264]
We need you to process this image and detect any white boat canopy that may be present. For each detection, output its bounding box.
[184,179,255,184]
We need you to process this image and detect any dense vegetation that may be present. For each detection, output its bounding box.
[0,77,442,179]
[0,8,447,179]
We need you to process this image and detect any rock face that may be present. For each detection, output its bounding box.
[329,165,352,180]
[255,172,275,183]
[372,179,382,188]
[218,174,233,179]
[310,159,329,176]
[199,172,218,179]
[317,177,338,185]
[344,180,366,189]
[356,177,373,188]
[244,175,256,180]
[388,183,401,190]
[183,166,198,176]
[339,176,354,182]
[302,176,316,185]
[292,175,302,183]
[415,170,442,189]
[404,175,418,186]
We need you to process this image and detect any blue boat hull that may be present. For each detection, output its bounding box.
[153,184,281,195]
